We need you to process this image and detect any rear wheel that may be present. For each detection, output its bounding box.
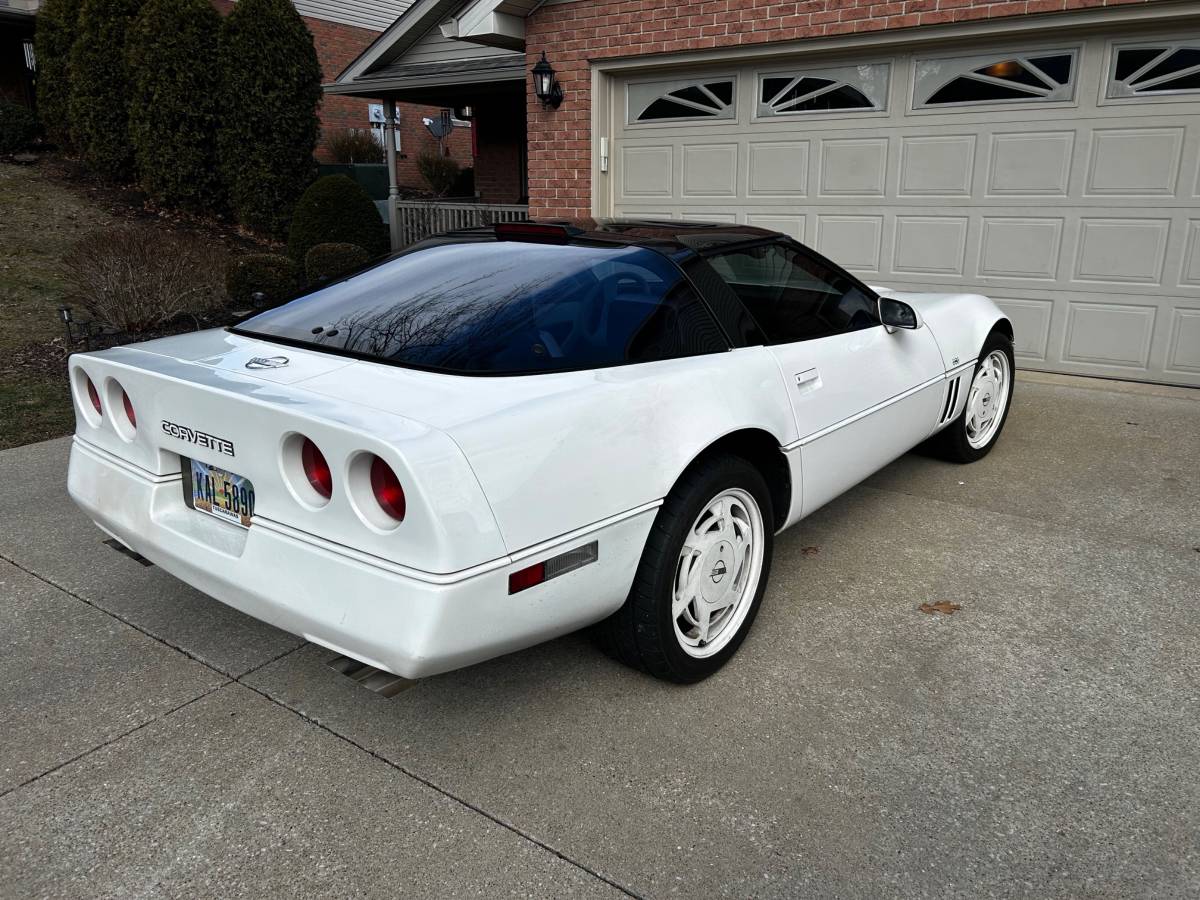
[929,331,1015,463]
[594,455,773,683]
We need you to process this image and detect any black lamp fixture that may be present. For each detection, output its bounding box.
[531,51,563,109]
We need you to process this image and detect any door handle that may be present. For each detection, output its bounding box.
[795,368,821,394]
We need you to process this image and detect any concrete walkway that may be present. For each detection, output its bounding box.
[1,373,1197,898]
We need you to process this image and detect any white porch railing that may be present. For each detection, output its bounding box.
[390,199,529,249]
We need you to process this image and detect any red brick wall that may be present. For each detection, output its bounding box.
[212,1,473,192]
[526,0,1158,218]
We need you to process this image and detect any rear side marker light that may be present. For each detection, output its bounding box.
[301,437,333,499]
[508,541,599,594]
[369,455,406,522]
[86,377,101,415]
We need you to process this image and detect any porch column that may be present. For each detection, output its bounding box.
[382,97,401,251]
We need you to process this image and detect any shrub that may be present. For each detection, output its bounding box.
[225,254,299,309]
[416,151,460,197]
[0,102,38,155]
[287,175,388,266]
[327,129,384,165]
[126,0,223,212]
[305,242,371,285]
[218,0,322,236]
[64,225,227,333]
[34,0,82,146]
[68,0,143,179]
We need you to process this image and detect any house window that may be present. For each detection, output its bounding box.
[1109,43,1200,97]
[915,51,1076,107]
[628,78,736,124]
[757,64,888,116]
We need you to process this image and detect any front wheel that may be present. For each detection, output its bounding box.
[593,455,774,683]
[930,331,1015,463]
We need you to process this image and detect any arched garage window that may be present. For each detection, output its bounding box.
[757,64,888,115]
[1108,42,1200,97]
[915,51,1076,107]
[627,78,736,124]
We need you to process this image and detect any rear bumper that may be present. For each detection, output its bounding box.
[67,437,656,679]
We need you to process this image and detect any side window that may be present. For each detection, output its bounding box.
[704,242,878,344]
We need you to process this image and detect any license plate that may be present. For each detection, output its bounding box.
[183,458,255,528]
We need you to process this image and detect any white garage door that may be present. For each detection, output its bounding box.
[606,32,1200,386]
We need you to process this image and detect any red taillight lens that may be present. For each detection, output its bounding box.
[301,438,332,499]
[86,377,101,415]
[122,389,136,428]
[369,455,406,522]
[508,562,546,594]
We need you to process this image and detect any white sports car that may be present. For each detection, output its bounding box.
[67,220,1014,683]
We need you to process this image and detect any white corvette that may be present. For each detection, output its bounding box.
[67,221,1014,682]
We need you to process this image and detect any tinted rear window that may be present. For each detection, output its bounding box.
[235,240,728,374]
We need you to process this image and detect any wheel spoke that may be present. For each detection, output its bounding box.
[694,601,711,645]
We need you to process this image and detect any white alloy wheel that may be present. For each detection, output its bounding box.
[672,488,765,658]
[965,349,1011,450]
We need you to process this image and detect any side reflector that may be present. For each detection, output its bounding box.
[508,541,598,594]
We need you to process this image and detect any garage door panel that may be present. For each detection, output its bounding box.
[1073,218,1171,285]
[818,138,888,196]
[979,217,1064,280]
[681,144,739,197]
[992,298,1056,361]
[898,135,976,197]
[815,215,884,272]
[1166,308,1200,374]
[747,141,809,196]
[1063,302,1157,369]
[986,131,1076,196]
[745,213,806,240]
[1084,127,1184,196]
[893,216,970,276]
[608,32,1200,385]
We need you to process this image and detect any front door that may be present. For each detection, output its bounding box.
[703,240,946,518]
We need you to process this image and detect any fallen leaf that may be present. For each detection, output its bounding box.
[800,546,820,556]
[919,601,962,615]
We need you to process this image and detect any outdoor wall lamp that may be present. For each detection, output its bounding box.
[531,52,563,109]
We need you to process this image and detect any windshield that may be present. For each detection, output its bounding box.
[234,240,728,374]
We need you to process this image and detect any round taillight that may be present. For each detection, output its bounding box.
[301,438,333,499]
[370,456,405,522]
[86,377,102,415]
[122,389,136,428]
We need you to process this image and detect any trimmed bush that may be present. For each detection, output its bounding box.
[218,0,321,236]
[68,0,143,179]
[34,0,82,146]
[287,175,388,266]
[64,225,227,333]
[305,242,371,285]
[327,129,384,165]
[416,151,460,197]
[126,0,223,212]
[0,102,38,155]
[225,254,299,309]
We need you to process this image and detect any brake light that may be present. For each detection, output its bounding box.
[369,455,405,522]
[122,389,136,428]
[494,222,572,244]
[301,438,332,499]
[86,377,101,416]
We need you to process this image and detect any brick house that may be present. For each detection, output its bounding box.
[331,0,1200,387]
[215,0,473,193]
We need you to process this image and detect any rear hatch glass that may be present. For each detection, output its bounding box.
[233,239,726,375]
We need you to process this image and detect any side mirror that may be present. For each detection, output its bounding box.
[879,297,922,333]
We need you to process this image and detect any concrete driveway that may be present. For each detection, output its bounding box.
[1,372,1197,898]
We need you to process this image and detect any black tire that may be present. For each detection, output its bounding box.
[927,330,1015,463]
[593,454,774,683]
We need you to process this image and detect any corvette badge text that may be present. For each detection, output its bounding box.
[161,420,236,457]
